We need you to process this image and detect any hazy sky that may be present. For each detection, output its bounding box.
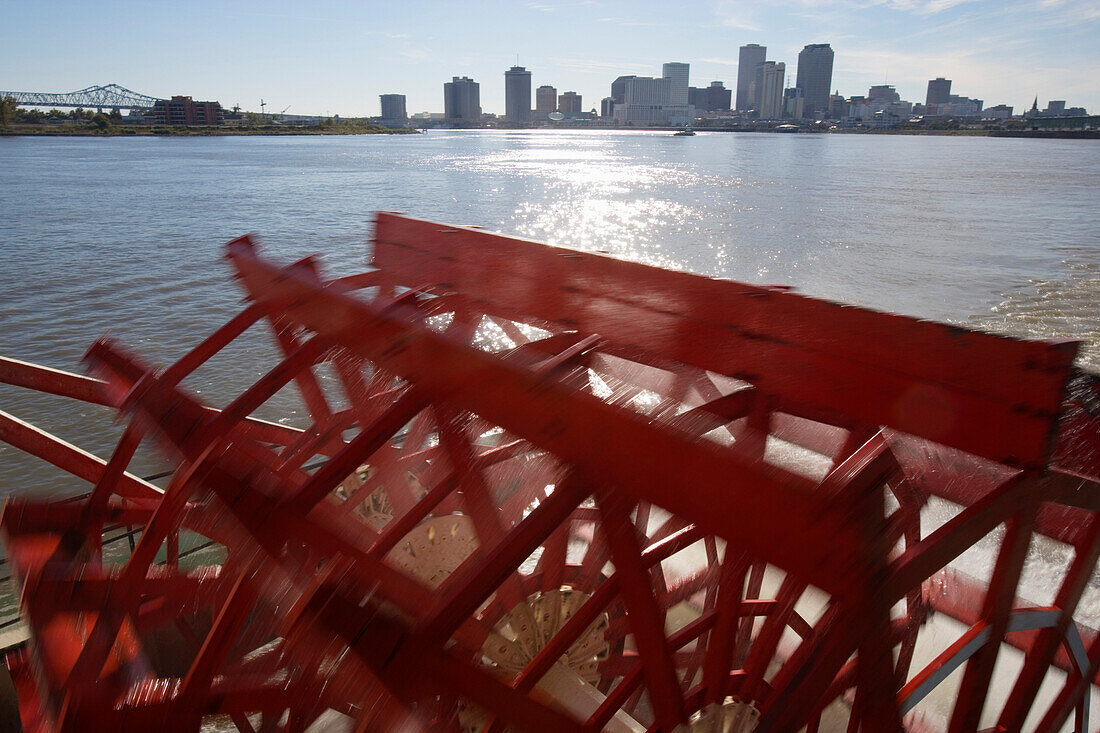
[3,0,1097,117]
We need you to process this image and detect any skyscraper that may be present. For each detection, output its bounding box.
[379,94,406,124]
[444,76,481,122]
[925,77,952,112]
[736,44,766,111]
[624,77,671,106]
[504,66,532,123]
[868,85,900,104]
[795,44,834,117]
[536,85,557,119]
[707,81,731,112]
[610,75,636,104]
[757,62,786,119]
[558,91,582,116]
[662,62,690,105]
[689,82,731,112]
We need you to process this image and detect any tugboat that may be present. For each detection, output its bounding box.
[673,126,695,136]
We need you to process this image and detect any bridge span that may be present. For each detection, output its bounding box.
[0,84,163,110]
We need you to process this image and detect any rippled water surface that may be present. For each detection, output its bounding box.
[1,130,1097,496]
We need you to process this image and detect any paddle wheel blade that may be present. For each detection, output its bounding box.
[0,213,1096,732]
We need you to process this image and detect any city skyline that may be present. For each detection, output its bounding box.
[3,0,1097,117]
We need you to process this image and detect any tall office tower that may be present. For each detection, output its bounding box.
[795,43,834,117]
[536,85,557,118]
[662,62,690,105]
[736,44,766,110]
[757,61,786,119]
[558,91,582,116]
[624,76,671,105]
[867,85,900,104]
[611,75,636,104]
[925,77,951,111]
[504,66,532,123]
[444,76,481,121]
[379,94,407,123]
[600,97,615,118]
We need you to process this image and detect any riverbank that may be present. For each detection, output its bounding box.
[0,122,418,136]
[4,124,1096,139]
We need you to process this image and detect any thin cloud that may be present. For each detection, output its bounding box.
[718,15,762,30]
[774,0,980,12]
[879,0,979,12]
[710,2,763,30]
[399,48,431,61]
[596,17,665,27]
[549,57,655,75]
[699,57,740,66]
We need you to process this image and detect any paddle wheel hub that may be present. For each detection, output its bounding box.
[0,213,1097,731]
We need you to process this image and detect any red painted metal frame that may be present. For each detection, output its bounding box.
[0,212,1096,732]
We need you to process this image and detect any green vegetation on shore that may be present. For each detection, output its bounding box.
[0,95,416,136]
[2,122,416,136]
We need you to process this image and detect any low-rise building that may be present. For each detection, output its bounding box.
[150,96,223,125]
[983,104,1013,120]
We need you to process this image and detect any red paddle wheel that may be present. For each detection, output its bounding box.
[0,213,1097,731]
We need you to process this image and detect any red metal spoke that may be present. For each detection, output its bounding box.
[434,409,534,615]
[65,441,219,691]
[261,276,336,425]
[584,666,644,732]
[755,603,861,730]
[743,574,808,703]
[488,314,532,346]
[534,522,570,592]
[273,408,358,475]
[596,488,686,729]
[998,513,1100,730]
[83,421,148,532]
[700,552,750,704]
[178,564,262,724]
[206,336,330,441]
[887,472,1043,604]
[284,390,427,515]
[0,355,115,406]
[733,560,767,668]
[947,502,1038,733]
[161,302,267,386]
[1034,623,1100,732]
[416,474,589,645]
[3,213,1094,730]
[0,409,161,503]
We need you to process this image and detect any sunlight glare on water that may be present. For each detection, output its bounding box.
[0,129,1098,733]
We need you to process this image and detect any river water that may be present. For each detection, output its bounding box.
[0,130,1098,727]
[2,130,1097,495]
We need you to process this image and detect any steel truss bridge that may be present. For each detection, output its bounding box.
[0,83,163,110]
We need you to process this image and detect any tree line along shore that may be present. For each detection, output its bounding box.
[0,98,415,136]
[1,99,1093,138]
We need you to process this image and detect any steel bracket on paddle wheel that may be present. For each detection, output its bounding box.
[0,212,1097,732]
